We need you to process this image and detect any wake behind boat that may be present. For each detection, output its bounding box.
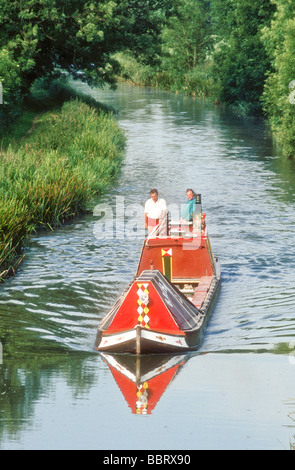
[95,194,220,354]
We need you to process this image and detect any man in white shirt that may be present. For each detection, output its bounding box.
[144,188,167,233]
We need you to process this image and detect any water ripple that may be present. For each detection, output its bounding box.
[1,83,295,356]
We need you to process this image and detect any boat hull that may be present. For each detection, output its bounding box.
[95,205,221,355]
[95,262,220,354]
[95,326,190,354]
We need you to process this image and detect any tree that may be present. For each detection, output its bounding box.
[211,0,275,115]
[161,0,212,74]
[114,0,172,65]
[261,0,295,157]
[0,0,171,99]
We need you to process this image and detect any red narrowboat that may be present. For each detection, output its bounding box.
[95,195,220,354]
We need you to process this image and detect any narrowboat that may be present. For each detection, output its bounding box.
[95,194,220,354]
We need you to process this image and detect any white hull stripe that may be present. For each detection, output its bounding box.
[99,330,136,349]
[141,328,188,349]
[98,328,189,350]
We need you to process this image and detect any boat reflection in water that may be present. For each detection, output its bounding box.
[100,353,189,414]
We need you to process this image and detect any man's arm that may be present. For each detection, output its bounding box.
[160,199,167,219]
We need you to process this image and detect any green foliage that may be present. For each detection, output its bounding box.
[117,0,274,112]
[0,197,30,273]
[115,53,156,86]
[116,0,215,99]
[261,0,295,158]
[114,0,172,65]
[0,49,22,99]
[182,63,220,100]
[0,48,23,125]
[211,0,275,115]
[0,0,172,124]
[0,0,172,88]
[161,0,212,74]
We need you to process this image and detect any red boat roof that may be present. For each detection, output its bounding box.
[99,269,203,334]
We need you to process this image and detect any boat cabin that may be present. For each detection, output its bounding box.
[137,194,216,300]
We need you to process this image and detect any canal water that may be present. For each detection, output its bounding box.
[1,83,295,450]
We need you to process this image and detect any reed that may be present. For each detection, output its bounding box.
[0,96,126,280]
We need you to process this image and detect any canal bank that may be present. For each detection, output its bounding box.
[0,84,126,280]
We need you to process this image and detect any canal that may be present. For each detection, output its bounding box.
[1,83,295,450]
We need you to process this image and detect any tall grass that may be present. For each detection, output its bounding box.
[116,52,219,102]
[0,94,126,280]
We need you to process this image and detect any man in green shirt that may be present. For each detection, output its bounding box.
[181,189,197,222]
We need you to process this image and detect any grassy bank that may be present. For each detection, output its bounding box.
[0,87,126,280]
[116,52,219,102]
